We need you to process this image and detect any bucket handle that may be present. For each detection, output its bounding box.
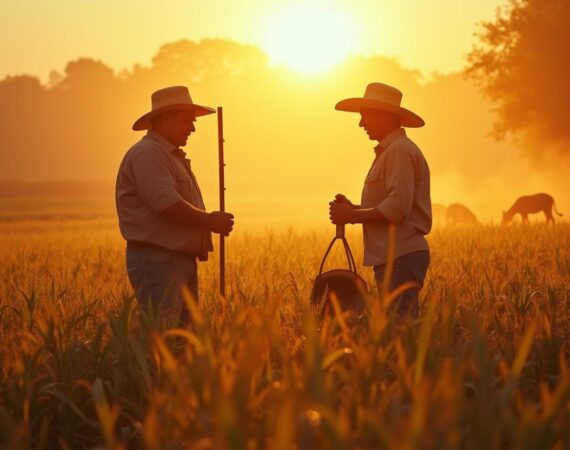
[318,224,358,275]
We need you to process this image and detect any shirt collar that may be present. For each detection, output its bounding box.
[374,127,406,156]
[145,130,182,155]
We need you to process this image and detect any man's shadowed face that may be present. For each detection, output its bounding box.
[154,110,197,147]
[359,108,400,141]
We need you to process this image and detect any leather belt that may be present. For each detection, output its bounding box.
[126,241,197,259]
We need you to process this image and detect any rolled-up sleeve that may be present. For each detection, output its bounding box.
[129,149,183,212]
[376,148,415,223]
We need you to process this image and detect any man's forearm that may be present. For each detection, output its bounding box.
[351,207,388,224]
[160,200,211,228]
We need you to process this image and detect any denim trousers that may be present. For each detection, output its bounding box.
[126,245,198,326]
[373,250,430,318]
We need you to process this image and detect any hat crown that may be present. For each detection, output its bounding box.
[363,83,402,108]
[151,86,194,111]
[132,85,214,131]
[335,82,424,127]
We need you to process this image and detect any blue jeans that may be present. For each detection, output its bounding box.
[126,245,198,326]
[373,250,430,318]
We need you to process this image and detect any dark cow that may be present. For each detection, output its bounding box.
[502,193,563,224]
[446,203,479,225]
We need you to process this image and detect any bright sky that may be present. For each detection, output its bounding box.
[1,0,503,80]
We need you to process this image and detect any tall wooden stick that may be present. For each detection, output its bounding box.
[217,107,226,297]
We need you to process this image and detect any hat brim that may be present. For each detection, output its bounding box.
[132,103,216,131]
[335,98,425,128]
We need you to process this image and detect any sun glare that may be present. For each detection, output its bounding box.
[262,5,356,74]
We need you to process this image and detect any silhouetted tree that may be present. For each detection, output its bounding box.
[0,36,540,202]
[151,39,269,82]
[466,0,570,151]
[0,75,45,107]
[0,75,50,179]
[55,58,116,91]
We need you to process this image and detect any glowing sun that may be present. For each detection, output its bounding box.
[263,5,356,74]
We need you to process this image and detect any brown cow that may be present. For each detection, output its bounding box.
[502,193,563,224]
[446,203,479,225]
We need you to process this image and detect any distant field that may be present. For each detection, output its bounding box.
[0,196,116,222]
[1,202,569,449]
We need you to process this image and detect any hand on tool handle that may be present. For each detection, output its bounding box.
[329,193,357,226]
[333,193,356,207]
[209,211,234,236]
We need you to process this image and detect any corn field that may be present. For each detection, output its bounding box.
[0,210,569,449]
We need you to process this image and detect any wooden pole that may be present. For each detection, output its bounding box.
[217,107,226,297]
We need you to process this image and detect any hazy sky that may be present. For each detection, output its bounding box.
[2,0,569,224]
[1,0,503,80]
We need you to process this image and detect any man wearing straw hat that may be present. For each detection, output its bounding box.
[116,86,234,325]
[329,82,431,318]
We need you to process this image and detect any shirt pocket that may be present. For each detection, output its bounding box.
[365,163,382,184]
[175,176,193,202]
[362,162,387,207]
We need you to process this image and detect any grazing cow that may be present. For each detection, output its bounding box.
[446,203,479,225]
[502,193,563,224]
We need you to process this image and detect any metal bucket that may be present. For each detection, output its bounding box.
[311,225,367,317]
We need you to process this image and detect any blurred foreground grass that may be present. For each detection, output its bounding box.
[0,213,569,449]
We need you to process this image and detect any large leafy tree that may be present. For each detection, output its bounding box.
[466,0,570,152]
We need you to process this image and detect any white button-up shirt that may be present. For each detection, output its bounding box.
[116,131,213,257]
[361,128,432,266]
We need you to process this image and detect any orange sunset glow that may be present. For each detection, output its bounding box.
[1,0,570,448]
[262,4,357,73]
[1,0,568,225]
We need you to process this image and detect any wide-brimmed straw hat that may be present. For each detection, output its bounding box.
[335,82,424,128]
[132,86,215,131]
